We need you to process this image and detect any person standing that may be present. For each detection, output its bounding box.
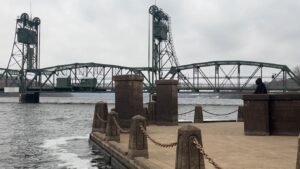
[254,78,267,94]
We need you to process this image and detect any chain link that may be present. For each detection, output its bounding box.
[179,108,238,117]
[112,116,130,133]
[193,137,223,169]
[96,113,107,123]
[203,109,238,116]
[139,125,177,148]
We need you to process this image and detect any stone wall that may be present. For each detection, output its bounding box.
[243,94,300,136]
[269,94,300,135]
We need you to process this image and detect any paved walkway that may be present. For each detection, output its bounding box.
[117,122,298,169]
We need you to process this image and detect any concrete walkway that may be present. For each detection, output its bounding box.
[115,122,298,169]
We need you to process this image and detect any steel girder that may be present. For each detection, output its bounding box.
[164,60,300,92]
[36,62,152,91]
[1,60,300,93]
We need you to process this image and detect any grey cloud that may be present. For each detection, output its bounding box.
[0,0,299,70]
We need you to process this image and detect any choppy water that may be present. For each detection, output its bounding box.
[0,93,242,168]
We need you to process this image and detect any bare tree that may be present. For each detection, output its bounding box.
[292,65,300,79]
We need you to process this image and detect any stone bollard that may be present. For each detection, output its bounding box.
[92,101,108,133]
[143,107,149,125]
[297,134,300,169]
[113,75,144,128]
[237,106,244,122]
[128,115,148,159]
[175,125,205,169]
[143,107,148,119]
[147,101,156,124]
[105,111,120,142]
[156,80,178,125]
[194,105,203,123]
[151,93,157,101]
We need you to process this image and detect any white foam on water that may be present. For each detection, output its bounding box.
[41,135,97,169]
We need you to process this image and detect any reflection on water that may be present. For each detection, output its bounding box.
[0,93,242,168]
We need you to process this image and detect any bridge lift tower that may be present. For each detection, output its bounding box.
[148,5,179,86]
[6,13,41,102]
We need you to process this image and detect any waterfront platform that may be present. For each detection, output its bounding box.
[90,122,298,169]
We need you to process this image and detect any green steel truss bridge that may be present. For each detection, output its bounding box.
[1,6,300,93]
[1,60,300,93]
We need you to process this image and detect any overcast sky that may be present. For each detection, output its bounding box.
[0,0,299,70]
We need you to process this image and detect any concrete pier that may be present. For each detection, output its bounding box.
[113,75,144,128]
[19,92,39,103]
[155,80,178,125]
[90,122,298,169]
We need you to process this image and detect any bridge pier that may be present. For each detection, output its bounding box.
[19,92,40,103]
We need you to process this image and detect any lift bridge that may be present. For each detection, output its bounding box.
[1,5,300,93]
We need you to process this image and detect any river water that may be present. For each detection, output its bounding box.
[0,93,242,169]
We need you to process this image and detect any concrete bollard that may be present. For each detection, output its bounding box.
[175,125,205,169]
[113,75,144,128]
[128,115,148,159]
[92,101,108,133]
[105,111,120,142]
[156,80,178,125]
[151,93,157,101]
[237,106,244,122]
[143,107,148,119]
[194,105,203,123]
[19,92,40,103]
[297,134,300,169]
[147,101,156,124]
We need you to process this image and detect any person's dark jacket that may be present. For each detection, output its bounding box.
[254,78,267,94]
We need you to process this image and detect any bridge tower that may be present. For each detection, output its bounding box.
[6,13,41,93]
[148,5,179,86]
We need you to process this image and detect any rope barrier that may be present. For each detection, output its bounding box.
[96,114,107,123]
[112,116,130,133]
[202,109,238,116]
[139,125,177,148]
[193,137,223,169]
[178,109,194,115]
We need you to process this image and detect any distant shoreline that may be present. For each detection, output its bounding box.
[0,92,73,97]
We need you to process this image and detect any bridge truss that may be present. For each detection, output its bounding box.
[1,61,299,93]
